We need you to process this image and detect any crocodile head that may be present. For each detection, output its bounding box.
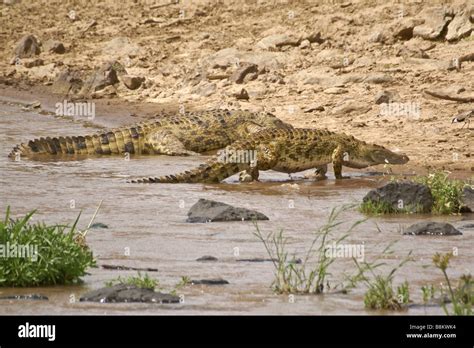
[343,140,409,169]
[230,111,293,140]
[254,112,293,130]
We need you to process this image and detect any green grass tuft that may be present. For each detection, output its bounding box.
[433,252,472,315]
[415,172,466,215]
[0,207,96,287]
[105,272,159,290]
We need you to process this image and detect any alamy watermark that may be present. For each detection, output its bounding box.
[325,242,364,262]
[0,242,38,261]
[55,100,95,120]
[217,147,257,167]
[380,102,420,119]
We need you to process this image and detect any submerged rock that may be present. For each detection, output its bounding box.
[403,222,462,236]
[363,182,434,213]
[190,278,229,285]
[79,284,179,303]
[186,198,269,223]
[90,222,108,229]
[0,294,48,301]
[196,255,218,262]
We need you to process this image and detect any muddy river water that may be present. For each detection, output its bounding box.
[0,100,472,315]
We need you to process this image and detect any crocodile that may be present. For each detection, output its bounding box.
[8,109,293,159]
[130,128,409,183]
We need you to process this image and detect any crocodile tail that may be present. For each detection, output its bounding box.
[129,159,244,184]
[8,126,148,159]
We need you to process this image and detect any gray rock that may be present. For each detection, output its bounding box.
[391,18,425,40]
[363,73,392,84]
[231,63,258,84]
[461,186,474,213]
[102,37,142,58]
[190,278,229,285]
[403,222,462,236]
[196,255,218,262]
[234,88,249,100]
[90,222,108,229]
[43,40,66,54]
[256,34,299,50]
[14,34,41,58]
[446,11,473,41]
[79,285,179,303]
[186,198,269,223]
[375,90,399,104]
[80,61,122,96]
[413,7,454,40]
[121,74,144,90]
[23,58,44,68]
[194,81,216,97]
[331,100,371,115]
[459,223,474,229]
[363,182,434,213]
[0,294,48,301]
[304,103,325,112]
[51,69,83,95]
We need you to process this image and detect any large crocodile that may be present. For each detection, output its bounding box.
[130,128,409,183]
[8,109,292,159]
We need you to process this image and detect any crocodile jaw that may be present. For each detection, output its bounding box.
[343,150,409,168]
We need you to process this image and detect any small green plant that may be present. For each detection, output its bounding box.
[433,252,472,315]
[0,207,95,287]
[354,251,412,310]
[416,172,465,215]
[175,276,191,288]
[359,200,423,215]
[397,281,410,305]
[254,205,365,294]
[421,284,436,303]
[105,272,159,290]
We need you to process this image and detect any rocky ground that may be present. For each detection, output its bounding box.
[0,0,473,174]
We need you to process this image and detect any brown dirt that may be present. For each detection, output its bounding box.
[0,0,472,175]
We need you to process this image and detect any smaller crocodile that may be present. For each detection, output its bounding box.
[130,128,409,183]
[8,109,292,159]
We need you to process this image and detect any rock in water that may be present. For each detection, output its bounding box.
[0,294,48,301]
[79,285,180,303]
[190,278,229,285]
[460,186,474,213]
[363,182,434,213]
[196,255,218,262]
[403,222,462,236]
[14,35,41,58]
[90,222,108,229]
[186,198,269,223]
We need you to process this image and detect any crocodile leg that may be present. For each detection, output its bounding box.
[239,166,259,182]
[332,145,349,179]
[145,130,199,156]
[314,164,328,180]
